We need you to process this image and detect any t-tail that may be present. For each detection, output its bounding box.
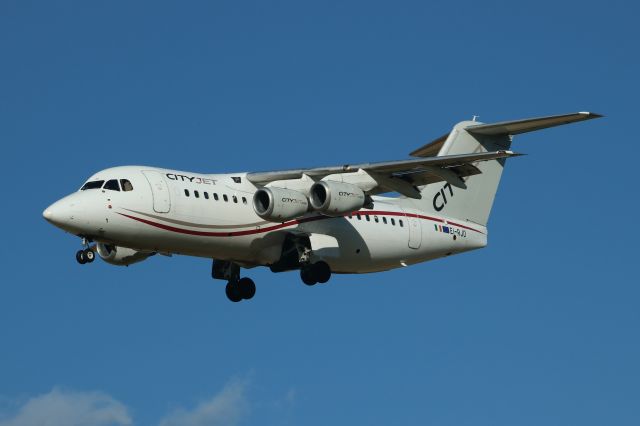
[411,112,602,226]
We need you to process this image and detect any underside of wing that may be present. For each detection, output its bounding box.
[247,150,520,199]
[245,111,601,199]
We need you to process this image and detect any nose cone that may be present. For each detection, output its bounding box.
[43,192,102,235]
[43,192,91,234]
[43,200,69,228]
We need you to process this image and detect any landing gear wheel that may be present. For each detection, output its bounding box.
[313,261,331,284]
[238,277,256,300]
[76,250,87,264]
[300,267,317,286]
[225,281,243,302]
[84,249,95,263]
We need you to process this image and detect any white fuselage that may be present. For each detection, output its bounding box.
[43,166,487,273]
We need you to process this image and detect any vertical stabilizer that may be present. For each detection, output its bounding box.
[416,121,511,226]
[413,112,601,226]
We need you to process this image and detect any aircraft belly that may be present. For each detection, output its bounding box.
[298,216,420,273]
[105,203,488,271]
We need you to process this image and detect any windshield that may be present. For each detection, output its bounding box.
[103,179,120,191]
[81,180,104,190]
[120,179,133,191]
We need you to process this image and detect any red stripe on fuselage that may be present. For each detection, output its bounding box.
[117,210,485,237]
[117,213,325,237]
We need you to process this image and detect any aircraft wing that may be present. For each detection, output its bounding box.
[246,150,521,198]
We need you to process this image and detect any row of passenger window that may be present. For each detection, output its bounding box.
[184,189,247,205]
[81,179,134,192]
[183,189,401,227]
[348,213,404,227]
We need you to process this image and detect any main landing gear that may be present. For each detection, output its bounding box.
[300,261,331,286]
[270,234,333,287]
[75,237,95,265]
[214,260,332,302]
[225,278,256,303]
[212,260,256,303]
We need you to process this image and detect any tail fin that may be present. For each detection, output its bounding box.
[413,112,602,226]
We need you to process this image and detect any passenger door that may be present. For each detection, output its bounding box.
[401,208,422,249]
[142,170,171,213]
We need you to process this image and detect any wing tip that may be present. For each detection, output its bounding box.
[578,111,605,118]
[501,150,526,158]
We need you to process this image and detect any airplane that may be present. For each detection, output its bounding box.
[43,112,601,302]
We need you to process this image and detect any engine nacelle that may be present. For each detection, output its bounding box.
[309,181,366,216]
[96,243,153,266]
[252,187,309,222]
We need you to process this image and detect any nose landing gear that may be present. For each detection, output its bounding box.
[75,238,95,265]
[75,248,95,264]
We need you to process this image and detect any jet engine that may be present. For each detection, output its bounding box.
[252,187,309,222]
[309,181,366,216]
[96,243,154,266]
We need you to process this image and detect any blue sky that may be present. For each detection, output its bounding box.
[1,1,638,425]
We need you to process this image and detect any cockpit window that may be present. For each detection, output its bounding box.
[81,180,104,190]
[103,179,120,191]
[120,179,133,191]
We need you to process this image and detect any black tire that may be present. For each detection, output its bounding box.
[300,267,317,286]
[76,250,87,264]
[225,281,243,302]
[84,249,95,263]
[238,277,256,300]
[313,261,331,284]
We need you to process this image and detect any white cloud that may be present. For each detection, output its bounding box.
[0,377,266,426]
[158,378,249,426]
[0,388,132,426]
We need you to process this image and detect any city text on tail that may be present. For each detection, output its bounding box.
[43,112,602,302]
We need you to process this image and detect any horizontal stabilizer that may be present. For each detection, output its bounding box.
[466,112,602,136]
[410,132,449,158]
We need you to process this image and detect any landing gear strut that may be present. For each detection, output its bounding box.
[75,237,95,264]
[212,260,256,303]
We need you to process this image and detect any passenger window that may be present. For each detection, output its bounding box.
[356,214,361,220]
[382,217,387,224]
[81,180,104,190]
[184,189,190,197]
[194,190,200,198]
[120,179,134,192]
[223,194,228,202]
[233,195,238,203]
[103,179,120,191]
[213,193,219,201]
[365,215,370,221]
[374,216,379,223]
[242,197,247,204]
[204,192,209,199]
[399,220,404,227]
[391,218,395,226]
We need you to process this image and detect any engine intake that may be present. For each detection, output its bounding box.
[309,181,366,215]
[96,243,153,266]
[252,187,309,222]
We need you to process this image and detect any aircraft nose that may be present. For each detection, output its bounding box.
[43,200,68,227]
[43,193,96,234]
